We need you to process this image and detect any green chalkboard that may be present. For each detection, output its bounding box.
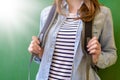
[98,0,120,80]
[0,0,119,80]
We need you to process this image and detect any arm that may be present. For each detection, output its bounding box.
[87,7,117,69]
[96,7,117,69]
[33,6,52,63]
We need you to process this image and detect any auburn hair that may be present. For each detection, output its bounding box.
[54,0,100,22]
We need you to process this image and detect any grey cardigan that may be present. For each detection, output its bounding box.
[35,5,117,80]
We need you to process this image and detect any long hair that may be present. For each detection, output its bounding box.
[55,0,100,22]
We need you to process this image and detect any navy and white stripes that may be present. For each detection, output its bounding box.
[48,18,80,80]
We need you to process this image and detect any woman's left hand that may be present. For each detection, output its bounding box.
[87,37,101,64]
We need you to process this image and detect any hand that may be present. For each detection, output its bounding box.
[87,37,101,64]
[28,36,43,58]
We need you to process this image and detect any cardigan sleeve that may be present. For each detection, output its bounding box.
[96,7,117,69]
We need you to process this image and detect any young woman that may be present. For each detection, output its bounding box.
[28,0,117,80]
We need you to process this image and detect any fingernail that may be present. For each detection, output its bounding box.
[88,49,90,51]
[87,45,89,48]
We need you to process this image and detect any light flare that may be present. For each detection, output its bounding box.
[0,0,18,22]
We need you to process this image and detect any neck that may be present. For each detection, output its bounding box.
[67,0,82,14]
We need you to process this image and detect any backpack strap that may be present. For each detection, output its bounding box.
[84,21,93,80]
[84,21,92,52]
[84,21,99,80]
[38,4,57,47]
[28,4,57,80]
[31,3,57,65]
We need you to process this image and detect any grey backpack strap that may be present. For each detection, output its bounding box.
[38,4,57,47]
[28,4,57,80]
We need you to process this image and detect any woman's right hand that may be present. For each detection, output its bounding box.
[28,36,44,58]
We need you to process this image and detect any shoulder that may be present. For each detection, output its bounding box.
[96,6,112,18]
[93,6,113,37]
[41,5,52,18]
[40,5,53,27]
[100,6,112,15]
[93,6,112,24]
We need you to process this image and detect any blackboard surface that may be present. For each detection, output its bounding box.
[0,0,119,80]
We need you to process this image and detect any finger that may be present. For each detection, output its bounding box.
[30,41,41,49]
[32,36,40,44]
[31,42,41,50]
[28,46,36,54]
[30,40,40,47]
[88,37,97,45]
[29,45,41,55]
[87,39,99,48]
[89,49,97,54]
[28,43,41,53]
[30,40,36,45]
[88,44,98,52]
[32,46,43,56]
[34,48,41,54]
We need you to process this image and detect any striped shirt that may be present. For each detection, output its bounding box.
[48,17,80,80]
